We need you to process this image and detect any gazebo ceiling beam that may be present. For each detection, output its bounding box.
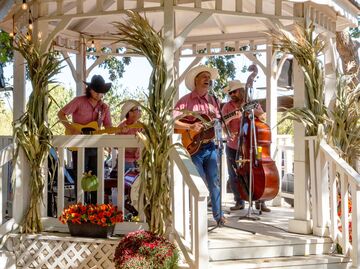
[71,0,116,33]
[174,6,303,22]
[174,12,211,52]
[37,7,163,22]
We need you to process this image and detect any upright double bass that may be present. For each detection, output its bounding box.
[235,65,279,203]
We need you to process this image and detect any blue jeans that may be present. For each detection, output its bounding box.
[226,146,244,206]
[192,142,222,222]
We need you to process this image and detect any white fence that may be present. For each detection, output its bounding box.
[0,134,209,269]
[308,138,360,267]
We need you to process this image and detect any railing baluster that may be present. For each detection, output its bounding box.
[351,183,360,266]
[97,147,104,204]
[57,147,65,217]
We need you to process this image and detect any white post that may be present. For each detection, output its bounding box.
[266,43,280,207]
[313,148,330,236]
[288,59,313,234]
[324,35,337,110]
[76,37,86,96]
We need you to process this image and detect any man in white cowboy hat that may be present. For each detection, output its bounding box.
[58,74,112,203]
[174,65,230,225]
[222,80,270,212]
[115,100,143,172]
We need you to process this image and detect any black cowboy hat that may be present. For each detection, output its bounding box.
[84,75,112,94]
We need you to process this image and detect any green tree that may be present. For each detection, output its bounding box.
[48,85,74,135]
[87,48,131,81]
[0,30,13,64]
[204,47,236,99]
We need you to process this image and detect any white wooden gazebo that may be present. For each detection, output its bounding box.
[0,1,359,268]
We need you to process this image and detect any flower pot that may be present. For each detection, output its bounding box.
[68,222,115,238]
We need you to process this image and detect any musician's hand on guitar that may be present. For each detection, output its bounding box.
[190,122,204,133]
[254,103,265,118]
[227,110,241,122]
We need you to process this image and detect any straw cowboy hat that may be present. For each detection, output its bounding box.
[223,80,246,94]
[84,75,112,94]
[120,100,141,121]
[185,65,219,91]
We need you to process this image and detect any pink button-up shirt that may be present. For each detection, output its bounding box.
[222,100,242,150]
[174,91,220,121]
[61,96,112,127]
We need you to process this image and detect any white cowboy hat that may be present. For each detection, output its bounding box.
[224,80,246,94]
[120,100,140,121]
[184,65,218,91]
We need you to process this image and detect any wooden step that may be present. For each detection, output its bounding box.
[209,254,351,269]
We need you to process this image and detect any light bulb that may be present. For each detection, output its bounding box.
[29,19,33,30]
[9,32,14,38]
[21,1,28,10]
[91,40,95,48]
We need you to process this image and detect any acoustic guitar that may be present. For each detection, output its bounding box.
[175,110,239,155]
[65,121,143,151]
[65,121,143,135]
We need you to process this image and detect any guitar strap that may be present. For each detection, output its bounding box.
[97,103,105,128]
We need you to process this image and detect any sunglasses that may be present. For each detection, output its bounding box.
[228,90,238,95]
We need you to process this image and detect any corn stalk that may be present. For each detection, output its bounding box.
[272,24,328,137]
[329,71,360,168]
[113,12,182,235]
[11,34,63,233]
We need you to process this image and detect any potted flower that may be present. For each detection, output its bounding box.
[113,230,179,269]
[59,203,123,238]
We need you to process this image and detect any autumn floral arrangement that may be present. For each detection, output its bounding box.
[59,203,123,226]
[113,230,179,269]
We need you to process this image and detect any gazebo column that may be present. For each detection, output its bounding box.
[288,59,313,234]
[311,34,336,236]
[12,51,30,224]
[76,37,86,96]
[265,43,280,206]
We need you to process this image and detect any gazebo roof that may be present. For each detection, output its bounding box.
[0,0,358,57]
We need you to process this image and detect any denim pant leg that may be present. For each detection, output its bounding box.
[192,143,222,222]
[225,146,244,205]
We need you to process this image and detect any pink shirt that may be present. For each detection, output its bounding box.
[174,91,220,121]
[116,119,142,163]
[61,96,112,128]
[222,101,242,150]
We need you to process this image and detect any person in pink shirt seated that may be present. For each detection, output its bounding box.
[115,100,143,172]
[222,80,270,212]
[58,74,112,203]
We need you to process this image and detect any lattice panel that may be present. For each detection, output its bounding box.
[7,234,119,269]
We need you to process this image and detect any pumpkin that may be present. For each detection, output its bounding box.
[81,171,99,192]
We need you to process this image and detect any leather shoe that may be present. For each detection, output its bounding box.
[255,202,271,212]
[230,202,245,211]
[217,216,226,226]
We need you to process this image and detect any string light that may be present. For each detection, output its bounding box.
[91,40,95,48]
[28,9,33,30]
[21,0,28,10]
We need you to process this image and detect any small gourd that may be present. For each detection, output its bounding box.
[81,171,99,192]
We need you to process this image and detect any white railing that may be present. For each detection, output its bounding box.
[0,134,208,268]
[0,143,17,236]
[169,137,209,269]
[274,135,294,205]
[308,138,360,267]
[47,134,148,233]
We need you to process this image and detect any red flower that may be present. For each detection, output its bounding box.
[59,203,123,227]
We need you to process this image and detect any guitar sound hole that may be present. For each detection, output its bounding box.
[81,127,96,134]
